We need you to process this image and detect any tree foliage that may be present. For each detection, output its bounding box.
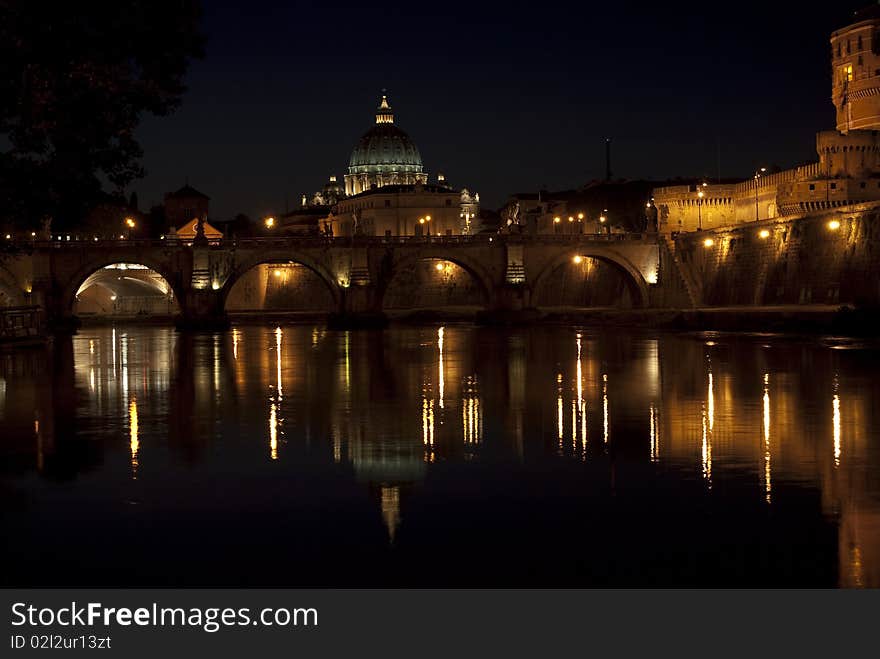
[0,1,205,230]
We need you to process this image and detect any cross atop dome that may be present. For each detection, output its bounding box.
[376,92,394,124]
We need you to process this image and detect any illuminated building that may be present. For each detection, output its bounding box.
[653,6,880,232]
[289,94,480,236]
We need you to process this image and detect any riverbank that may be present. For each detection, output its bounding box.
[40,304,880,337]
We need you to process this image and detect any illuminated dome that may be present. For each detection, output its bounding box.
[344,95,428,195]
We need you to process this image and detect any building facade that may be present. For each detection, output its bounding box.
[287,95,480,237]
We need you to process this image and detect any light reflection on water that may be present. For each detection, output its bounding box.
[1,325,879,587]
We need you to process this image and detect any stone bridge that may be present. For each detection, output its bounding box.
[0,234,663,328]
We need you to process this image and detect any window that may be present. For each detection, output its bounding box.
[859,55,864,66]
[830,182,837,190]
[858,35,863,50]
[809,184,816,191]
[384,199,391,207]
[445,199,452,206]
[861,181,867,189]
[843,64,854,82]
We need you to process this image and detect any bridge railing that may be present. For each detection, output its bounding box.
[20,232,658,249]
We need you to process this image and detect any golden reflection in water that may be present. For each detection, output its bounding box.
[602,373,609,445]
[275,326,283,398]
[649,404,658,462]
[269,402,278,461]
[707,371,715,431]
[576,334,583,412]
[833,389,842,469]
[763,373,772,504]
[269,326,283,460]
[438,327,445,410]
[129,397,139,480]
[701,405,712,488]
[232,328,240,360]
[380,485,401,543]
[121,334,129,400]
[576,333,586,457]
[557,372,564,446]
[462,375,481,445]
[849,544,864,588]
[422,390,435,461]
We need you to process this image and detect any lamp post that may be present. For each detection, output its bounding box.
[754,167,766,222]
[124,217,136,239]
[697,182,707,230]
[599,209,608,235]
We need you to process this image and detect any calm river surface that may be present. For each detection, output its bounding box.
[2,324,879,587]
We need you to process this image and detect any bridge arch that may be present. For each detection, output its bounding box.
[0,264,27,307]
[531,247,650,309]
[377,251,494,311]
[63,257,184,315]
[221,252,342,312]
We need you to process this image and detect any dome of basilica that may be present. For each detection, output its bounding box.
[344,95,428,196]
[348,122,423,175]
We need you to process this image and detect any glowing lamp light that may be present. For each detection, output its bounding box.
[573,255,583,264]
[568,216,574,222]
[758,229,770,239]
[599,215,606,223]
[435,262,444,271]
[554,217,561,223]
[211,281,220,290]
[425,215,431,221]
[577,212,584,220]
[265,216,275,228]
[419,218,425,224]
[273,269,282,278]
[4,234,10,239]
[828,219,841,231]
[703,238,715,248]
[125,217,136,228]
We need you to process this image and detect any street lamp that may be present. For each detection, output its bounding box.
[754,167,766,222]
[124,217,136,239]
[265,216,275,229]
[460,210,474,235]
[697,182,707,230]
[599,209,608,235]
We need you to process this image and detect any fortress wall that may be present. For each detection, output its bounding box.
[676,204,880,306]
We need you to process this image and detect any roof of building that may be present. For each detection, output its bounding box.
[175,217,222,238]
[166,184,211,200]
[348,95,424,175]
[342,183,455,200]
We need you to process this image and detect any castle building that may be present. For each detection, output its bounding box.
[653,6,880,233]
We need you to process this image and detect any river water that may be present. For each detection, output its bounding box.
[1,324,878,586]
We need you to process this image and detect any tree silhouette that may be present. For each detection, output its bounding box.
[0,1,205,231]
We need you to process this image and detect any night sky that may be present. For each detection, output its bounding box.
[132,1,868,219]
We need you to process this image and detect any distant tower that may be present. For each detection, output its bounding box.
[831,6,880,132]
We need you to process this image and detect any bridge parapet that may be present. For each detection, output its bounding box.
[6,233,662,328]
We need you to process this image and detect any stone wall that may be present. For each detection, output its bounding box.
[676,204,880,307]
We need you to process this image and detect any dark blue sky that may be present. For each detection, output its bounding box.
[133,1,866,218]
